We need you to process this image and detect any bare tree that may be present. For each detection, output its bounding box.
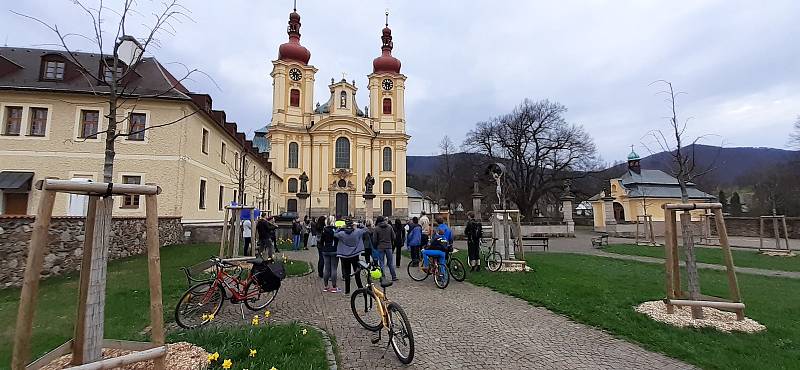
[438,135,456,209]
[644,80,718,319]
[464,99,598,219]
[14,1,213,364]
[790,116,800,149]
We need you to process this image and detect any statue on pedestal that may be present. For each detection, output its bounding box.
[364,173,375,194]
[299,171,309,194]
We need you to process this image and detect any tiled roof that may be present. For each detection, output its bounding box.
[0,47,190,99]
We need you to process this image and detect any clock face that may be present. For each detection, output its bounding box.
[289,68,302,81]
[382,79,393,91]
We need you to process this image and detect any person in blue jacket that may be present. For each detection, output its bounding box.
[422,224,450,274]
[405,217,422,266]
[335,219,368,294]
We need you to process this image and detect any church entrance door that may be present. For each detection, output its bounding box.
[336,193,349,217]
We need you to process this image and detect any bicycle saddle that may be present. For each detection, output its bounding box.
[380,279,393,288]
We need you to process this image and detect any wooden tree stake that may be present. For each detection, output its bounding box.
[145,194,166,370]
[72,196,98,365]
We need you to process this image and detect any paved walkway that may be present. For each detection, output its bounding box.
[215,249,693,370]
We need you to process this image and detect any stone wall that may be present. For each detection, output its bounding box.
[711,217,800,238]
[0,216,182,288]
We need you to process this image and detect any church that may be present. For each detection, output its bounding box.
[257,7,410,219]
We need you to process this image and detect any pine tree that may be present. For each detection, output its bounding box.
[730,192,743,216]
[718,190,729,214]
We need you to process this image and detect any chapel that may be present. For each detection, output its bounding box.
[259,6,410,218]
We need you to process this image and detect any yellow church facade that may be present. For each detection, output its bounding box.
[265,9,409,219]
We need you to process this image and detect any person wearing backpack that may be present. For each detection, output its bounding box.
[320,216,340,293]
[291,218,302,251]
[464,211,483,271]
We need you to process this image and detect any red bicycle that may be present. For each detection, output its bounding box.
[175,256,281,329]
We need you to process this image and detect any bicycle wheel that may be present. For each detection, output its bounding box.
[407,260,429,281]
[350,288,383,331]
[243,279,278,311]
[448,257,466,282]
[486,251,503,272]
[387,302,414,364]
[175,281,224,329]
[433,261,449,289]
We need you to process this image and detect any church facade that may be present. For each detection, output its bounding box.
[264,8,409,219]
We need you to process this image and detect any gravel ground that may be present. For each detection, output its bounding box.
[635,301,766,333]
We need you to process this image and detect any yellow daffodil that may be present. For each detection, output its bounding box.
[203,313,214,321]
[270,367,278,370]
[249,348,257,357]
[202,313,209,321]
[207,352,219,363]
[222,358,233,369]
[301,328,308,335]
[252,315,260,326]
[264,310,271,318]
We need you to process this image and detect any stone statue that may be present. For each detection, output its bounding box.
[364,173,375,194]
[299,171,309,193]
[492,170,502,205]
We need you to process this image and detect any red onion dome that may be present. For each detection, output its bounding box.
[278,11,310,64]
[372,26,401,74]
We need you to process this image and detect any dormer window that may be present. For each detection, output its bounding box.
[340,91,347,108]
[43,60,65,80]
[103,64,125,83]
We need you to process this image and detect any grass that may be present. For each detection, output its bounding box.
[603,244,800,272]
[460,251,800,369]
[167,322,328,370]
[0,243,312,366]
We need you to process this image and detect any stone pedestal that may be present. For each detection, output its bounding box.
[561,195,575,236]
[472,180,484,221]
[603,195,616,234]
[363,193,376,221]
[296,192,310,220]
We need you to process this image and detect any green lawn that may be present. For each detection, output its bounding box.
[603,244,800,272]
[0,243,312,366]
[461,252,800,370]
[167,322,328,370]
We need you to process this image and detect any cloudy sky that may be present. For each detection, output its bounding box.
[4,0,799,161]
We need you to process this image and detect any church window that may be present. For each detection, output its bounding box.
[382,199,392,217]
[382,98,392,114]
[288,142,299,168]
[288,178,298,193]
[382,147,392,171]
[287,199,298,212]
[335,137,350,169]
[340,91,347,108]
[382,180,392,194]
[290,89,300,107]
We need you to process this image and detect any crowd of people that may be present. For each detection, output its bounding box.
[249,210,484,294]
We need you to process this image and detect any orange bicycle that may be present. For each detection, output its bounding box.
[350,260,414,364]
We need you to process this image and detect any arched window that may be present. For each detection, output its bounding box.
[290,89,300,107]
[340,91,347,108]
[382,147,392,171]
[382,180,392,194]
[288,178,298,193]
[382,98,392,114]
[288,142,299,168]
[287,199,298,212]
[335,137,350,169]
[382,199,392,217]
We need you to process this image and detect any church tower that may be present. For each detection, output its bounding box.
[368,12,406,135]
[270,6,317,128]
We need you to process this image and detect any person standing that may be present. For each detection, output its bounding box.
[362,218,375,264]
[320,216,340,293]
[372,216,398,281]
[291,218,302,251]
[419,211,431,247]
[406,217,422,266]
[302,216,311,250]
[392,218,406,268]
[464,211,483,271]
[242,217,253,256]
[314,215,326,278]
[335,219,368,294]
[256,214,272,258]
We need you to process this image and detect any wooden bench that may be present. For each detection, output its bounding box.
[591,233,609,248]
[519,236,549,251]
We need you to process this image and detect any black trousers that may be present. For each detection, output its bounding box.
[243,237,252,256]
[362,248,372,264]
[340,256,364,294]
[467,239,480,263]
[317,248,324,278]
[303,233,310,248]
[393,243,403,267]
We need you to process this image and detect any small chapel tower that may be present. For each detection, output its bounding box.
[368,11,406,134]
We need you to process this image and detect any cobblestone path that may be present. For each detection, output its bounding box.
[216,249,694,370]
